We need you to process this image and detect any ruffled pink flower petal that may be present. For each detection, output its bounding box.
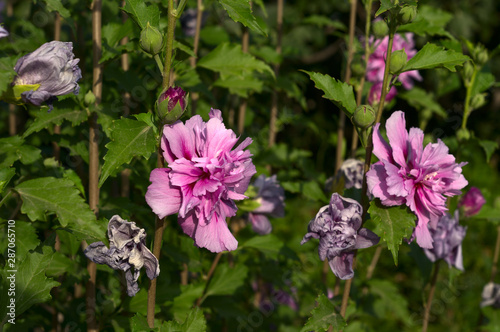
[145,168,182,219]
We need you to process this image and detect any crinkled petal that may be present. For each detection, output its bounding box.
[140,244,160,279]
[163,121,196,161]
[372,123,393,163]
[386,111,409,167]
[367,162,405,206]
[354,228,380,249]
[328,252,355,280]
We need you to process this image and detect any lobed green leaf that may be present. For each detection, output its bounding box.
[300,293,346,332]
[23,108,87,138]
[217,0,267,36]
[402,43,470,73]
[368,199,416,265]
[122,0,160,30]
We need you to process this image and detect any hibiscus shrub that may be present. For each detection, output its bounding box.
[1,0,500,331]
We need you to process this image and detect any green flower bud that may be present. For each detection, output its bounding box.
[140,23,163,55]
[352,105,376,129]
[372,20,389,39]
[398,6,417,25]
[84,90,96,106]
[470,93,486,110]
[351,60,365,77]
[473,45,488,66]
[456,128,470,141]
[389,49,407,75]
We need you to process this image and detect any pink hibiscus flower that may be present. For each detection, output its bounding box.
[146,109,256,252]
[366,111,468,248]
[366,32,422,92]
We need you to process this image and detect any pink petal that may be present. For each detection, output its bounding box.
[408,127,424,166]
[385,111,408,167]
[194,214,238,252]
[414,223,433,249]
[163,121,196,162]
[366,162,405,206]
[178,210,197,237]
[385,162,407,197]
[145,168,181,218]
[372,123,393,163]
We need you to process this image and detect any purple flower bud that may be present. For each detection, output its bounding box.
[159,86,186,112]
[248,175,285,235]
[301,193,380,280]
[423,211,466,271]
[0,26,8,39]
[339,159,364,190]
[84,215,160,297]
[458,187,486,217]
[12,41,81,110]
[481,282,500,308]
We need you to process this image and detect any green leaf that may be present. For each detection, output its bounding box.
[0,168,15,195]
[398,5,454,39]
[0,246,60,324]
[174,40,196,57]
[0,221,40,263]
[482,306,500,332]
[217,0,267,36]
[197,43,274,79]
[203,264,248,301]
[23,108,87,137]
[369,279,414,326]
[15,177,105,242]
[41,0,71,18]
[213,74,263,97]
[368,199,416,265]
[302,71,356,116]
[303,15,346,30]
[122,0,160,29]
[479,140,498,163]
[0,136,41,168]
[171,284,204,321]
[0,57,19,97]
[303,181,329,203]
[161,308,207,332]
[240,234,284,259]
[375,0,397,17]
[402,43,470,73]
[131,313,157,332]
[300,294,346,332]
[471,71,495,96]
[99,118,156,187]
[399,87,447,117]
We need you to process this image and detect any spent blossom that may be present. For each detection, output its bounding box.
[481,282,500,308]
[146,109,256,253]
[458,187,486,217]
[366,111,468,248]
[0,26,8,38]
[84,215,160,297]
[248,175,285,235]
[423,211,466,271]
[339,159,364,190]
[12,41,81,110]
[301,193,379,280]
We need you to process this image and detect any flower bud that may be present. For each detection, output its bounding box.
[84,90,96,106]
[372,20,389,39]
[456,128,470,141]
[470,93,486,110]
[140,23,163,55]
[398,6,417,25]
[473,45,488,66]
[352,105,376,129]
[458,187,486,217]
[389,49,407,75]
[463,62,474,84]
[156,86,188,124]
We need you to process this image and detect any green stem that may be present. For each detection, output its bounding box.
[176,0,189,17]
[375,25,395,124]
[162,0,177,89]
[461,65,478,130]
[196,252,223,306]
[154,54,164,73]
[0,190,12,208]
[422,261,441,332]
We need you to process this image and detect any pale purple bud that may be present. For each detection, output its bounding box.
[423,211,466,271]
[84,215,160,297]
[338,159,364,190]
[0,26,8,38]
[481,282,500,308]
[248,175,285,235]
[13,41,81,110]
[458,187,486,217]
[301,193,379,280]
